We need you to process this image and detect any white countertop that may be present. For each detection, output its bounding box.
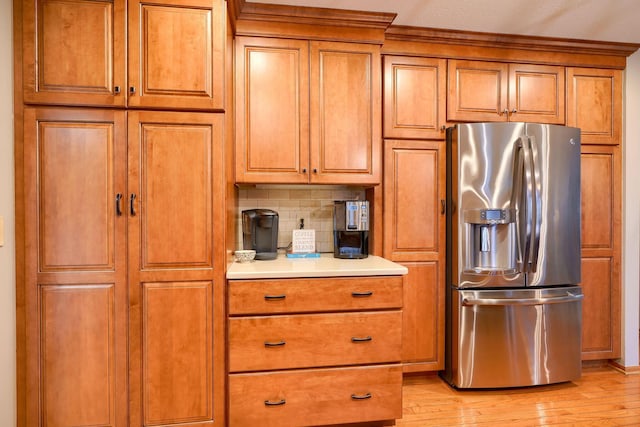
[226,253,408,280]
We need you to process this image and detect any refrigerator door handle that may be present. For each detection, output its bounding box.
[511,137,533,273]
[521,136,535,273]
[527,136,542,272]
[462,293,584,307]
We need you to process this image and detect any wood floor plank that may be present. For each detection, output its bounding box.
[396,366,640,426]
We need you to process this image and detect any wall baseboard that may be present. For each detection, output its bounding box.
[608,360,640,375]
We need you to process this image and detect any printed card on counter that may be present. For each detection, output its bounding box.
[291,229,316,253]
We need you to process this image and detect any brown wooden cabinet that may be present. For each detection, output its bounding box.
[567,68,622,144]
[235,37,381,185]
[127,111,225,426]
[383,139,446,372]
[22,107,128,426]
[21,108,226,426]
[227,276,403,426]
[447,60,565,124]
[383,56,447,139]
[580,145,621,360]
[22,0,225,110]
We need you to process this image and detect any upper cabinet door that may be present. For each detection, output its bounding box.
[128,0,225,110]
[448,60,564,124]
[309,41,381,185]
[235,37,310,184]
[383,56,447,140]
[23,0,126,107]
[447,60,509,122]
[508,63,565,124]
[567,68,622,144]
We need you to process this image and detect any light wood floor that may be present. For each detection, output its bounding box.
[396,366,640,426]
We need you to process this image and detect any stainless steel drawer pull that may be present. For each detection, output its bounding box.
[351,336,372,343]
[264,294,286,300]
[264,340,286,347]
[351,291,373,297]
[351,393,372,400]
[264,399,286,406]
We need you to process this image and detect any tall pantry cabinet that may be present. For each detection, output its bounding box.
[382,55,447,372]
[16,0,227,426]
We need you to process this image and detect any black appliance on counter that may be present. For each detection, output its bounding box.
[242,209,279,260]
[333,200,369,259]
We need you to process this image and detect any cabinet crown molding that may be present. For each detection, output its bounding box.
[385,25,640,58]
[237,2,396,30]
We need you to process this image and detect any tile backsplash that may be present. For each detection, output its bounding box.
[236,186,366,253]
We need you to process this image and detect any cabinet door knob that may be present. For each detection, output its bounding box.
[302,168,307,173]
[312,168,318,173]
[114,86,121,95]
[501,109,509,116]
[129,86,136,95]
[511,108,518,114]
[441,199,446,215]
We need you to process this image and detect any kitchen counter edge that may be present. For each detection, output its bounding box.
[226,254,408,280]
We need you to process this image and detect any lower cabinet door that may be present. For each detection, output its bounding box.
[228,365,402,427]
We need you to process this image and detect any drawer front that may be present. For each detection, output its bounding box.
[228,276,403,315]
[229,365,402,427]
[228,311,402,372]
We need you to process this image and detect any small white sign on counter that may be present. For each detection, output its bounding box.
[291,229,316,253]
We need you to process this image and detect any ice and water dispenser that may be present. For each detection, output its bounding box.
[463,208,516,273]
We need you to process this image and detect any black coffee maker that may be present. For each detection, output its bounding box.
[242,209,279,260]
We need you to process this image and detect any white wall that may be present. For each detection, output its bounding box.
[0,0,16,425]
[623,50,640,367]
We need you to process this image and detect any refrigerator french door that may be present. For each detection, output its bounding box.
[442,122,584,389]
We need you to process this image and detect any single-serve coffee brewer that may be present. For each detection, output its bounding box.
[242,209,279,260]
[333,200,369,259]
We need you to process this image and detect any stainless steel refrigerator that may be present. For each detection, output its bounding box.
[442,122,584,389]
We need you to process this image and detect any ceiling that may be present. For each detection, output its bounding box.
[254,0,640,44]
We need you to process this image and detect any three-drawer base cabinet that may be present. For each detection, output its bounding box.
[227,276,404,426]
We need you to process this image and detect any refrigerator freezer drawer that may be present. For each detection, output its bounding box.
[445,286,583,388]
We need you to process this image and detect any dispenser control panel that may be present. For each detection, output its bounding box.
[481,209,506,221]
[464,208,514,225]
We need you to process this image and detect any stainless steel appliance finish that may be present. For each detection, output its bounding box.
[333,200,369,259]
[443,122,583,389]
[450,286,583,388]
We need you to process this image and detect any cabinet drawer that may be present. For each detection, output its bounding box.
[228,311,402,372]
[229,365,402,427]
[228,276,402,315]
